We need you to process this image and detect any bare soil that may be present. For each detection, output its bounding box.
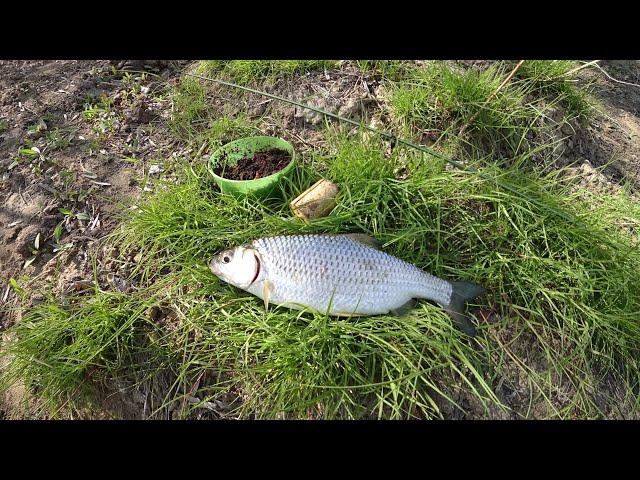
[0,61,189,323]
[564,60,640,191]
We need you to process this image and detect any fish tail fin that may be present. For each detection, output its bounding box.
[444,281,486,337]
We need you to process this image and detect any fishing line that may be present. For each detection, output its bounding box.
[185,73,467,170]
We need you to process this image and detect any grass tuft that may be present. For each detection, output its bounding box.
[169,76,209,141]
[354,60,416,81]
[0,290,147,416]
[197,60,337,86]
[513,60,594,119]
[386,61,594,164]
[388,63,535,153]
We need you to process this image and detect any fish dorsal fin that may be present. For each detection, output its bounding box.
[341,233,382,250]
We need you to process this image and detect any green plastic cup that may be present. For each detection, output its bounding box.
[209,136,296,199]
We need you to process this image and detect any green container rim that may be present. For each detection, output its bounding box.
[208,136,296,197]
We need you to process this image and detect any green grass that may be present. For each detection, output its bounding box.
[82,94,118,144]
[170,60,338,142]
[513,60,594,119]
[354,60,416,81]
[0,290,146,417]
[197,60,337,85]
[3,128,639,419]
[169,68,266,145]
[44,127,76,151]
[386,61,593,162]
[169,76,209,141]
[387,63,532,153]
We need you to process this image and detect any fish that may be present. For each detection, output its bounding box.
[209,233,485,336]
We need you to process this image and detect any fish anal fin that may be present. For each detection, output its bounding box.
[390,298,417,317]
[341,233,382,250]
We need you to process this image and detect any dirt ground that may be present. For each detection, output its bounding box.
[567,61,640,190]
[0,61,188,315]
[1,60,639,419]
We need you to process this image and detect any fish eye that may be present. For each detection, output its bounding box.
[223,255,231,264]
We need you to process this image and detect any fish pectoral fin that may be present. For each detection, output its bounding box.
[390,298,417,317]
[262,280,272,312]
[341,233,382,250]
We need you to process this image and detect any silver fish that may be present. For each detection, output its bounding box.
[209,234,485,335]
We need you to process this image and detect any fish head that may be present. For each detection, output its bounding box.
[209,245,261,289]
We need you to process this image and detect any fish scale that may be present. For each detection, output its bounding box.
[251,235,452,315]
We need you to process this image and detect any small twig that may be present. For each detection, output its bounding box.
[458,60,525,137]
[2,284,11,303]
[18,186,28,206]
[181,371,205,414]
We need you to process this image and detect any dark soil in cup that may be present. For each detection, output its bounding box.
[214,148,292,181]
